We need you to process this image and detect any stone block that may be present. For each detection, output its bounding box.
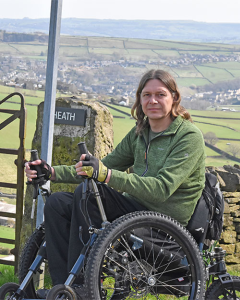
[225,197,240,204]
[220,230,237,244]
[223,225,235,231]
[216,172,226,188]
[224,202,230,214]
[235,224,240,233]
[229,205,240,212]
[217,170,240,192]
[223,215,233,227]
[232,211,240,217]
[220,243,236,254]
[225,253,240,264]
[223,192,240,198]
[236,242,240,253]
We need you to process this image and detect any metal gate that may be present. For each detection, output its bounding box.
[0,92,26,274]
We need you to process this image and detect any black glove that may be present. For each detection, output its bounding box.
[81,154,108,182]
[30,159,52,182]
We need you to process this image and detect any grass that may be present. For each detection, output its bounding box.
[205,156,238,167]
[0,265,18,286]
[0,226,15,249]
[0,102,38,150]
[172,66,202,78]
[59,46,89,57]
[176,77,210,87]
[0,198,16,205]
[89,38,125,49]
[113,117,135,146]
[9,43,48,55]
[195,65,235,83]
[153,50,180,57]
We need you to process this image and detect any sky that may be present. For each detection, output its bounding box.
[0,0,240,23]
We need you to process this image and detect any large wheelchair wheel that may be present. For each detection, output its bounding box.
[18,223,52,298]
[85,211,206,300]
[205,276,240,299]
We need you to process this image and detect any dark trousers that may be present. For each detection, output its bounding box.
[44,183,147,285]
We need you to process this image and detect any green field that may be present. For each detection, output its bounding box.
[176,77,211,87]
[194,65,234,83]
[0,101,38,150]
[106,104,240,167]
[0,265,18,286]
[1,36,240,89]
[0,226,15,249]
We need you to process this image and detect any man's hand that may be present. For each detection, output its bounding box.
[75,154,109,183]
[25,160,55,182]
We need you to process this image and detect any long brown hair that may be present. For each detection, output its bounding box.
[131,69,192,134]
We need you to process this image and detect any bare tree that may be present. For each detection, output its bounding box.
[227,144,240,157]
[204,132,218,145]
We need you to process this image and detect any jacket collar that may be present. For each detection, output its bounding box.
[142,115,184,141]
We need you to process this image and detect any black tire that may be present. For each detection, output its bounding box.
[46,284,77,300]
[205,276,240,299]
[18,224,52,298]
[85,211,206,300]
[0,283,25,300]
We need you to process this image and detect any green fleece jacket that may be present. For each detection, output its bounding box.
[53,115,205,226]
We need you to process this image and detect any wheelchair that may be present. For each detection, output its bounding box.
[0,143,240,300]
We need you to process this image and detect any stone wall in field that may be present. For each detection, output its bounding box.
[206,164,240,272]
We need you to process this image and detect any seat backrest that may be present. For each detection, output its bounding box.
[186,173,225,248]
[186,193,211,245]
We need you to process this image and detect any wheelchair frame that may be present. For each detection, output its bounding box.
[0,144,238,300]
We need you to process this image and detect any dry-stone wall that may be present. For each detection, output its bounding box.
[206,164,240,272]
[20,97,114,248]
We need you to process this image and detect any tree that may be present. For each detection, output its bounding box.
[227,144,240,157]
[204,132,218,145]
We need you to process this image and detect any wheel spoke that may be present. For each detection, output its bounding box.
[85,212,205,299]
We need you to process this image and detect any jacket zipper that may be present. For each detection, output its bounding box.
[141,132,169,177]
[141,141,150,177]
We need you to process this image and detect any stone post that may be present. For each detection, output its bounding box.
[20,97,113,248]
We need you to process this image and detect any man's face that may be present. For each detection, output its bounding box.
[140,79,174,125]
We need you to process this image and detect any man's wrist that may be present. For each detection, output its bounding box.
[105,169,112,183]
[50,167,56,181]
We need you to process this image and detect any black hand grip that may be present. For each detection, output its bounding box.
[30,150,43,177]
[31,150,39,161]
[78,142,88,155]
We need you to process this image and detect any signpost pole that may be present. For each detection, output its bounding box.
[36,0,63,227]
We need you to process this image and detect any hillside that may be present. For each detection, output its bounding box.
[1,19,240,44]
[1,33,240,97]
